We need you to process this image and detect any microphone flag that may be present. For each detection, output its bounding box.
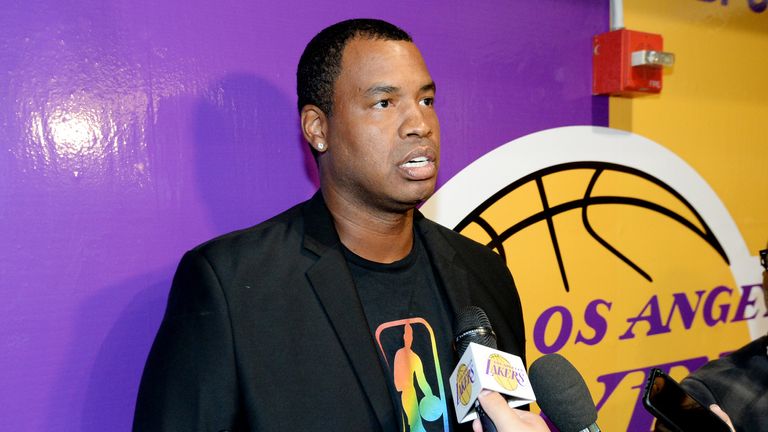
[449,342,536,423]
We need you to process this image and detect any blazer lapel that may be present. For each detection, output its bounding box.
[415,211,472,318]
[301,193,396,429]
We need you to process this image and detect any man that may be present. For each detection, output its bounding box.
[134,19,525,431]
[678,246,768,432]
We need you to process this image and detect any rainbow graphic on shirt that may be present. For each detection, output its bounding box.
[375,318,449,432]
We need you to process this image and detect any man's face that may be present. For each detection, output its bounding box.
[321,37,440,213]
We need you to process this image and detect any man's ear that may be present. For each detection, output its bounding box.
[300,105,329,153]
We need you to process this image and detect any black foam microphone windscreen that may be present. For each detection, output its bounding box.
[454,305,497,357]
[528,353,600,432]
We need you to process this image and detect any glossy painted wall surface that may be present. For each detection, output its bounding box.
[0,1,607,429]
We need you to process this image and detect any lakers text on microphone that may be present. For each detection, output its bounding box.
[449,342,536,423]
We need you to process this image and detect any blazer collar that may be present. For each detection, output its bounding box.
[413,211,472,322]
[301,191,340,257]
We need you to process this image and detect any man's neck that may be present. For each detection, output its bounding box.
[323,190,416,264]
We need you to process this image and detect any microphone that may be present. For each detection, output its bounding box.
[450,306,535,431]
[528,353,601,432]
[454,306,499,432]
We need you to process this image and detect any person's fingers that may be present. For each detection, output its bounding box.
[475,391,550,432]
[512,409,550,432]
[476,390,521,428]
[515,409,548,423]
[709,404,735,432]
[472,417,482,432]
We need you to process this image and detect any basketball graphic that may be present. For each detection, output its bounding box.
[419,394,443,422]
[422,126,765,430]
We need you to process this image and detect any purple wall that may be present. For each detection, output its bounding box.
[0,1,607,430]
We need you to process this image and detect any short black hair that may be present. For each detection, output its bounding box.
[297,18,412,116]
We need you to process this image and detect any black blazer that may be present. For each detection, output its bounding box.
[134,192,526,431]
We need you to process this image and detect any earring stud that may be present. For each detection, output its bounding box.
[317,143,325,151]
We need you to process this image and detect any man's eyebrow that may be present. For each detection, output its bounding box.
[362,82,436,97]
[364,85,399,97]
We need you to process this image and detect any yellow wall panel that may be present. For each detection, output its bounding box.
[612,0,768,253]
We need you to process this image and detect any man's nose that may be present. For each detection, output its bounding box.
[399,102,434,139]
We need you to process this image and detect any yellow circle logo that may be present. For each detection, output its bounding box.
[486,354,519,391]
[423,127,762,430]
[456,364,473,406]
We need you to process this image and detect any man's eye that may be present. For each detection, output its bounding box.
[374,99,390,108]
[420,97,434,107]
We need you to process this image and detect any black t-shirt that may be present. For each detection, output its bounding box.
[344,233,456,432]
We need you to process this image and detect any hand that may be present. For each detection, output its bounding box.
[472,391,550,432]
[709,404,735,432]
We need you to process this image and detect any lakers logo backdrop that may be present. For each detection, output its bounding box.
[422,126,766,431]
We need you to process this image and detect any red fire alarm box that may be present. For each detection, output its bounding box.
[593,29,674,97]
